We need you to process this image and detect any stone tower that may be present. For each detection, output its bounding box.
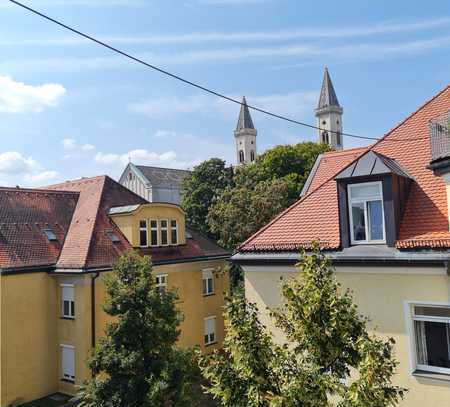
[315,67,343,150]
[235,96,257,165]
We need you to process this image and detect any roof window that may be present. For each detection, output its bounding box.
[43,229,57,241]
[106,230,121,243]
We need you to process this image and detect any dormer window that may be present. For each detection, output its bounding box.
[348,182,385,244]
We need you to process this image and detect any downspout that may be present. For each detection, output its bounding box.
[91,271,100,377]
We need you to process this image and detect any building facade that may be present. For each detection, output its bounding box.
[0,176,229,406]
[119,163,190,205]
[233,85,450,406]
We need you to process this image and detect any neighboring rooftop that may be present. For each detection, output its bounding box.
[135,165,191,188]
[239,85,450,253]
[0,175,227,272]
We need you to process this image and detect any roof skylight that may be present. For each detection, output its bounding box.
[43,229,57,241]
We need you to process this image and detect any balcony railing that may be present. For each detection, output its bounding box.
[429,111,450,163]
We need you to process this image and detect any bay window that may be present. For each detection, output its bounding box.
[139,220,148,247]
[160,220,168,246]
[348,182,385,244]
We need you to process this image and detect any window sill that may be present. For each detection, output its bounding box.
[61,378,75,384]
[60,316,75,321]
[205,341,217,347]
[203,293,215,298]
[413,370,450,382]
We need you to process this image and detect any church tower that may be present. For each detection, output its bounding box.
[235,96,257,165]
[315,67,343,150]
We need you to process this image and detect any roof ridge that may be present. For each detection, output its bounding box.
[0,186,79,195]
[322,146,368,156]
[46,175,107,189]
[78,176,108,269]
[135,164,191,172]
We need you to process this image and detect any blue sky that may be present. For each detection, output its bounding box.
[0,0,449,186]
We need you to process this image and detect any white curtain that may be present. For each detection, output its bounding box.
[415,320,428,365]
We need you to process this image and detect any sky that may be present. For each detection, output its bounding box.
[0,0,449,187]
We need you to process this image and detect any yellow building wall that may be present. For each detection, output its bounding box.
[245,265,450,407]
[111,203,186,247]
[0,273,59,407]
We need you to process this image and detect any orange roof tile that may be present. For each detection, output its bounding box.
[240,85,450,252]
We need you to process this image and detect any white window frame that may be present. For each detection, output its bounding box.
[160,219,169,246]
[139,219,148,247]
[405,301,450,376]
[347,181,386,245]
[149,219,159,247]
[60,344,75,382]
[204,316,216,346]
[170,219,178,245]
[156,274,168,294]
[202,269,214,296]
[61,284,75,319]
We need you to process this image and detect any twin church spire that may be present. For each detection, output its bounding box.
[234,67,343,165]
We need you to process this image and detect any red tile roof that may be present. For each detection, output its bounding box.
[240,85,450,252]
[1,175,228,271]
[0,188,78,269]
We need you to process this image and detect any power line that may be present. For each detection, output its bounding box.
[9,0,428,143]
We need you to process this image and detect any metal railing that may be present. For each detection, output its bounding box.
[429,111,450,162]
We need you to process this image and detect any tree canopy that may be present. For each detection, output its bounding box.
[199,247,406,406]
[207,142,329,249]
[181,158,233,239]
[79,252,196,407]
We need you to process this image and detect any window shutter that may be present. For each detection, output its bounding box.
[62,286,74,302]
[61,346,75,380]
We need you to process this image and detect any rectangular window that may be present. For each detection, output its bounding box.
[170,220,178,245]
[150,220,158,246]
[139,220,148,247]
[202,269,214,296]
[348,182,385,244]
[61,284,75,319]
[160,220,168,246]
[204,316,216,345]
[156,274,168,295]
[61,345,75,382]
[411,304,450,374]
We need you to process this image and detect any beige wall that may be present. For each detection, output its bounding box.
[111,203,186,247]
[244,264,450,407]
[1,273,59,406]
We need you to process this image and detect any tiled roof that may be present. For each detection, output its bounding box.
[0,188,78,269]
[240,85,450,252]
[1,175,228,271]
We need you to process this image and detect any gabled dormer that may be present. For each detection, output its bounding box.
[335,150,413,248]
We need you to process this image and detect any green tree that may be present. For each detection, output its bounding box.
[199,247,406,406]
[181,158,233,238]
[79,252,197,407]
[208,142,329,250]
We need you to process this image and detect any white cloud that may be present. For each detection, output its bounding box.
[0,151,58,186]
[61,138,76,149]
[0,75,65,113]
[94,149,199,169]
[81,144,95,151]
[24,171,59,183]
[2,18,449,46]
[129,91,318,122]
[129,95,209,118]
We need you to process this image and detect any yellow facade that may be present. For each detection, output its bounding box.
[244,265,450,407]
[0,202,228,406]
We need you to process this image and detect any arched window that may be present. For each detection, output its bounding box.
[239,150,245,163]
[321,131,329,144]
[250,150,255,162]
